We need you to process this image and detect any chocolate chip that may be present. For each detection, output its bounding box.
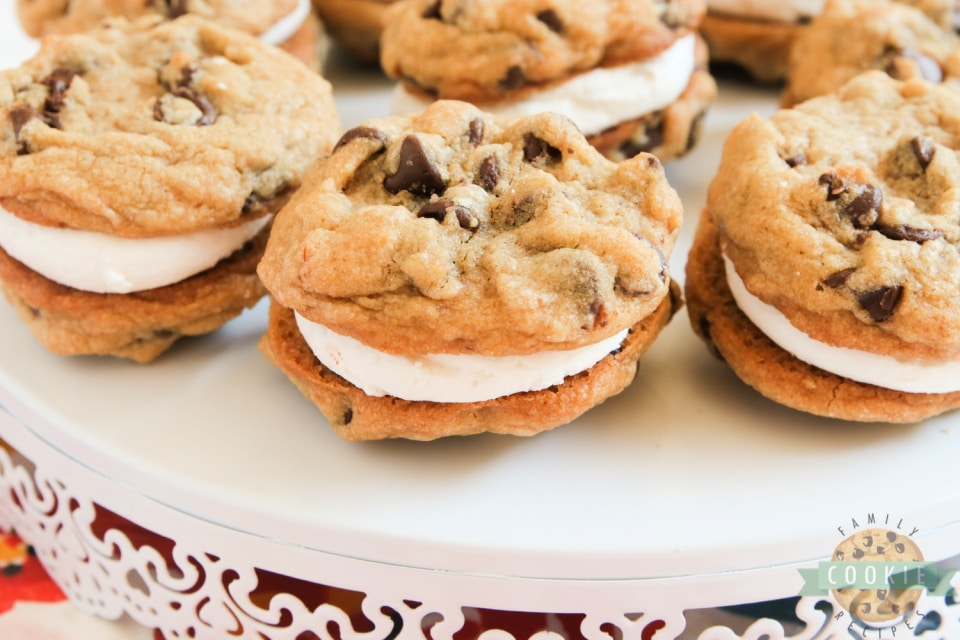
[422,0,442,19]
[619,118,665,158]
[895,542,906,553]
[875,224,944,243]
[9,104,36,154]
[343,407,353,425]
[522,133,561,163]
[784,152,807,168]
[887,531,897,542]
[333,126,388,152]
[468,117,484,145]
[863,535,874,547]
[822,268,856,288]
[853,548,865,559]
[477,155,499,192]
[383,135,446,197]
[499,65,526,91]
[536,9,564,33]
[42,68,75,112]
[910,136,936,170]
[161,0,188,18]
[416,199,449,221]
[876,546,886,554]
[154,87,217,125]
[590,300,608,329]
[858,285,903,322]
[841,184,882,229]
[885,47,943,83]
[455,207,479,230]
[861,603,872,614]
[512,194,538,226]
[818,172,845,201]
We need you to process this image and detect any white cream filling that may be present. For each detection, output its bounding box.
[707,0,825,23]
[258,0,311,46]
[0,205,269,294]
[723,254,960,394]
[295,312,629,403]
[391,34,696,137]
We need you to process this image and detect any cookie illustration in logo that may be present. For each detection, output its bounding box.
[832,528,924,624]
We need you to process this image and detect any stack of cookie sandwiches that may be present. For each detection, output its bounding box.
[686,71,960,422]
[381,0,717,163]
[700,0,825,83]
[16,0,326,69]
[0,16,341,362]
[258,100,683,440]
[782,0,960,107]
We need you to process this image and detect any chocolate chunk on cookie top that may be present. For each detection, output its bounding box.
[257,101,682,438]
[686,71,960,422]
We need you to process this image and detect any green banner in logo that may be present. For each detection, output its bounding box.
[798,562,957,596]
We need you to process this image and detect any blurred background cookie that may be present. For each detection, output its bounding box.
[311,0,398,65]
[381,0,716,163]
[16,0,328,69]
[700,0,825,83]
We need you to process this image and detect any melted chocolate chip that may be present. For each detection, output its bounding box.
[619,118,665,158]
[416,199,449,221]
[910,136,936,170]
[343,407,353,425]
[499,65,526,91]
[477,155,499,192]
[822,268,856,288]
[154,86,217,125]
[384,135,446,197]
[784,152,807,168]
[875,224,944,243]
[841,184,882,229]
[818,172,845,201]
[422,0,442,19]
[333,126,388,152]
[42,68,75,112]
[522,133,561,163]
[858,285,903,322]
[162,0,188,18]
[536,9,564,33]
[455,206,479,230]
[9,104,36,154]
[468,117,484,145]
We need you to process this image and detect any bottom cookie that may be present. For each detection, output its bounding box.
[0,226,270,363]
[259,288,679,441]
[684,210,960,423]
[699,12,799,83]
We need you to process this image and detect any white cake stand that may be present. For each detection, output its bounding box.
[1,6,959,639]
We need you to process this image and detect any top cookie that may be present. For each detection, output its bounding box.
[709,71,960,364]
[0,15,341,237]
[17,0,300,38]
[380,0,706,103]
[783,0,960,106]
[257,100,682,357]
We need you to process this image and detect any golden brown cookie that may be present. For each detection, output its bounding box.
[380,0,714,163]
[311,0,397,65]
[258,100,683,439]
[16,0,326,70]
[699,10,800,83]
[783,0,960,107]
[686,72,960,422]
[0,16,341,361]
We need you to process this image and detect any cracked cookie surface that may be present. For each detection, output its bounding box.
[258,99,682,358]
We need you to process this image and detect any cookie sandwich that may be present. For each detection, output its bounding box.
[311,0,398,65]
[16,0,325,69]
[258,100,683,440]
[699,0,824,83]
[381,0,717,163]
[0,16,341,362]
[686,71,960,423]
[782,0,960,107]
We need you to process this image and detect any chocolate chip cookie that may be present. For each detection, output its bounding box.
[380,0,716,163]
[686,71,960,422]
[311,0,398,65]
[0,16,341,361]
[783,0,960,107]
[16,0,326,69]
[258,100,683,440]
